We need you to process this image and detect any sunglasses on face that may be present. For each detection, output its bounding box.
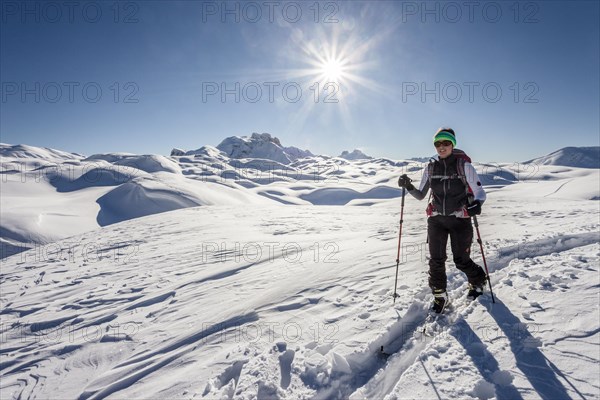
[434,140,453,148]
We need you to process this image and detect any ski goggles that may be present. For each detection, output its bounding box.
[434,140,453,148]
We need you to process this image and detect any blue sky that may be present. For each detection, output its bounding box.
[1,0,599,162]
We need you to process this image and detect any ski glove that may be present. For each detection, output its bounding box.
[397,174,415,190]
[467,200,482,216]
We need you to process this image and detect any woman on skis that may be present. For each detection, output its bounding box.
[397,127,488,314]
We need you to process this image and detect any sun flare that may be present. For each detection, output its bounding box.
[320,58,346,83]
[275,26,389,132]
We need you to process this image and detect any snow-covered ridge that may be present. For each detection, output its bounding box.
[525,146,599,169]
[175,133,314,165]
[0,143,84,161]
[0,143,84,172]
[84,153,182,174]
[339,149,372,160]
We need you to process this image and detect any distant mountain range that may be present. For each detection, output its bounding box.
[1,137,598,259]
[4,135,597,169]
[170,133,600,168]
[171,133,373,163]
[171,133,314,165]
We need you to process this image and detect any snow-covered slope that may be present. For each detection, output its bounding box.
[1,143,83,163]
[525,146,599,169]
[1,140,599,398]
[1,185,598,399]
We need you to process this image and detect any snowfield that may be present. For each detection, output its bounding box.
[0,137,599,399]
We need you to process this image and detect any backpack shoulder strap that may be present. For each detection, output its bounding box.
[456,157,467,187]
[452,149,471,189]
[427,161,434,184]
[452,148,472,163]
[426,160,435,205]
[456,156,475,201]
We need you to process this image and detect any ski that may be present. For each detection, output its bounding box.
[422,302,454,336]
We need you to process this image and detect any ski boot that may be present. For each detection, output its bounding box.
[432,289,449,314]
[467,281,485,300]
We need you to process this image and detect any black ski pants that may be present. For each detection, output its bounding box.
[427,215,486,291]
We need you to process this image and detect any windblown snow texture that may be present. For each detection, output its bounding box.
[1,138,599,399]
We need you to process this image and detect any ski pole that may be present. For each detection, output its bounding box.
[472,215,495,303]
[393,188,406,303]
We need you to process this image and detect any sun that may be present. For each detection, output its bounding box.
[319,58,346,83]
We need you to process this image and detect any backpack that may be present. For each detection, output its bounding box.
[427,148,472,192]
[425,149,473,216]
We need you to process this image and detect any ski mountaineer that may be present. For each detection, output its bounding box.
[397,127,488,314]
